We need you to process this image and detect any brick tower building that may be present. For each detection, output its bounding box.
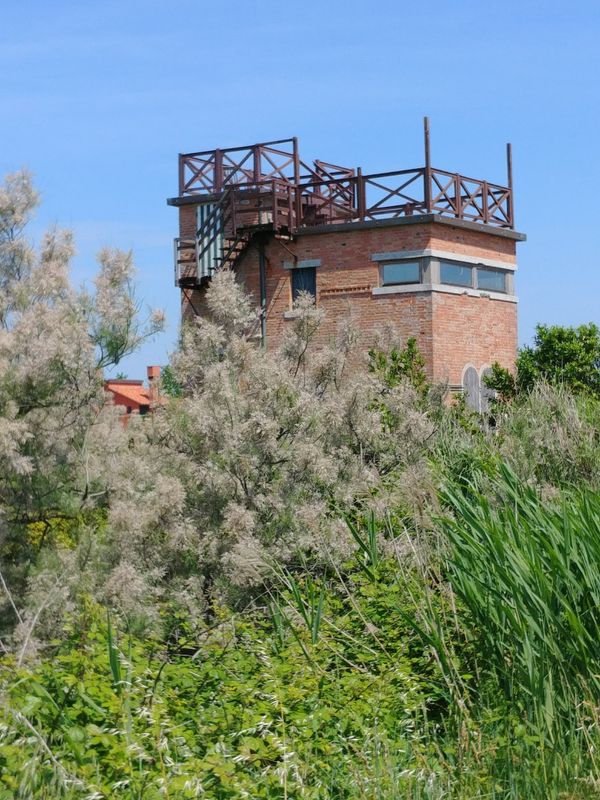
[168,121,525,409]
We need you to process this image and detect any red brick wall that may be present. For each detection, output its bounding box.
[181,286,206,324]
[428,224,516,264]
[179,205,196,238]
[178,206,520,385]
[430,293,517,385]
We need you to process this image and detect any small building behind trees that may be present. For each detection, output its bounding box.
[105,365,162,417]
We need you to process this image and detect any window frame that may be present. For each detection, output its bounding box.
[291,265,317,303]
[371,250,514,299]
[439,260,474,288]
[379,259,422,287]
[475,266,507,294]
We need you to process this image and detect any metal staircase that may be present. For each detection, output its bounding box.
[175,185,281,287]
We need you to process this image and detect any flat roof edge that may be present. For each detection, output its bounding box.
[167,194,220,207]
[295,215,526,241]
[166,197,526,241]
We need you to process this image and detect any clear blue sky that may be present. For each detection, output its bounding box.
[2,0,599,377]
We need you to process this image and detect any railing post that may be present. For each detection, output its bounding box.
[292,138,301,231]
[178,154,185,196]
[230,189,237,235]
[292,136,300,185]
[214,149,223,193]
[357,168,366,221]
[295,184,302,230]
[173,238,179,286]
[253,145,260,184]
[423,117,432,213]
[454,174,462,219]
[506,143,514,228]
[482,181,489,224]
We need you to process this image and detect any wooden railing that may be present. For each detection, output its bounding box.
[178,128,514,231]
[180,163,512,231]
[293,168,512,228]
[179,138,300,196]
[173,238,196,285]
[175,165,513,284]
[175,129,515,285]
[427,169,512,227]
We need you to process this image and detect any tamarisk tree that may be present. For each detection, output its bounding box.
[0,170,440,654]
[0,171,164,655]
[159,272,437,603]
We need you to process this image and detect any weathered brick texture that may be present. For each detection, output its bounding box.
[179,211,523,387]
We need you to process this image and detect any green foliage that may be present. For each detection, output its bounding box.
[3,172,600,797]
[482,360,517,401]
[345,510,380,578]
[369,337,428,395]
[160,364,182,398]
[5,503,600,798]
[0,578,439,799]
[486,323,600,400]
[492,383,600,489]
[105,610,122,694]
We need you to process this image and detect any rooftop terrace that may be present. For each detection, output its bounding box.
[169,119,516,285]
[172,119,514,229]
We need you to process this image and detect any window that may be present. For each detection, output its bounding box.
[440,261,473,287]
[462,366,480,411]
[291,267,316,302]
[462,366,495,412]
[381,260,420,286]
[476,267,506,293]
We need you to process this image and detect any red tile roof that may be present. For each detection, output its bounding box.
[104,367,167,417]
[105,381,152,408]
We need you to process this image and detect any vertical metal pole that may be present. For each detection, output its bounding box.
[258,237,267,348]
[424,116,432,213]
[506,143,514,228]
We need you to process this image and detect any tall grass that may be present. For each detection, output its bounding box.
[435,462,600,790]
